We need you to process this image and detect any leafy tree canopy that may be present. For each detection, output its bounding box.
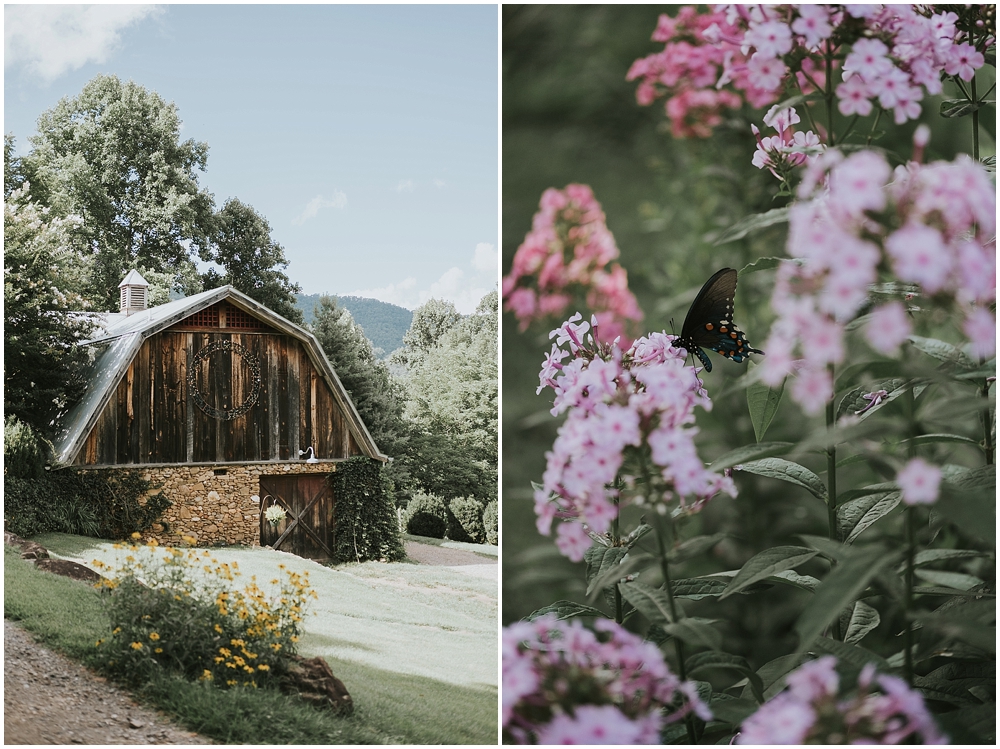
[391,298,462,370]
[23,74,216,310]
[202,198,303,324]
[4,184,95,434]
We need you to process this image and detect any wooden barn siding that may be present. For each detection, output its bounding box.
[76,331,356,465]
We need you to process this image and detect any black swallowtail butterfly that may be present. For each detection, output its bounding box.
[676,268,764,372]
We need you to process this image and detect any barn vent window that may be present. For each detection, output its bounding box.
[213,468,227,476]
[118,270,149,316]
[187,306,220,328]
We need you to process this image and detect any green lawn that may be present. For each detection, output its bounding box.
[6,536,498,744]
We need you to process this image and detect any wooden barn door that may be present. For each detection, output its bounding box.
[259,475,335,560]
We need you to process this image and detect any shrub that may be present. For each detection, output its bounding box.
[483,500,498,546]
[93,536,314,688]
[404,493,447,539]
[332,457,405,563]
[3,468,169,540]
[4,416,50,479]
[447,496,486,544]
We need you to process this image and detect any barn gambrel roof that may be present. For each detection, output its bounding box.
[52,285,387,466]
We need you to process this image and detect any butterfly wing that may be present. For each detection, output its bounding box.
[678,268,764,371]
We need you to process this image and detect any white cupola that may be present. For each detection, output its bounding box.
[118,270,149,315]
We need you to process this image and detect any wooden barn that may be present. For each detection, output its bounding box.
[51,271,386,558]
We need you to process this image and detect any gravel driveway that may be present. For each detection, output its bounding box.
[4,620,211,745]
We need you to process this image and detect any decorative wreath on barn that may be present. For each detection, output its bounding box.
[187,340,262,420]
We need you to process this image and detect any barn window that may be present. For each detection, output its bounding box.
[186,306,220,328]
[214,468,227,476]
[224,305,264,330]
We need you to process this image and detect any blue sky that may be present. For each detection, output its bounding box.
[4,4,498,313]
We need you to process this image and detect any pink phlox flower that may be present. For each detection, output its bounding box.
[844,38,893,80]
[896,457,943,505]
[537,705,650,745]
[963,307,996,360]
[791,5,832,50]
[763,103,800,133]
[554,521,593,562]
[791,365,834,415]
[746,52,786,92]
[945,42,985,81]
[873,66,914,109]
[955,241,996,305]
[550,313,590,351]
[885,223,951,294]
[785,655,839,702]
[537,343,569,394]
[828,150,890,218]
[865,302,913,355]
[743,20,793,58]
[533,487,557,536]
[738,692,817,744]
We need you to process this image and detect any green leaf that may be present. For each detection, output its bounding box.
[797,534,848,561]
[808,636,892,673]
[901,433,982,449]
[911,549,989,568]
[834,360,907,391]
[619,581,676,626]
[937,466,996,545]
[715,208,791,245]
[737,256,785,276]
[935,703,996,744]
[669,534,726,563]
[907,335,976,370]
[662,617,723,651]
[586,552,654,597]
[939,98,988,118]
[749,654,804,700]
[954,358,996,380]
[721,546,819,599]
[584,544,626,591]
[837,491,894,539]
[526,600,609,621]
[670,577,734,600]
[735,458,828,502]
[915,612,996,653]
[844,600,880,644]
[746,374,784,442]
[915,569,984,591]
[845,492,902,545]
[686,651,765,703]
[767,569,821,592]
[623,523,653,548]
[836,379,908,421]
[707,696,759,725]
[795,546,898,651]
[711,442,793,471]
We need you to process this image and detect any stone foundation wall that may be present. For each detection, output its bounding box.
[80,462,338,547]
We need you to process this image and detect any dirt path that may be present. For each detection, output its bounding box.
[3,620,211,745]
[404,540,498,567]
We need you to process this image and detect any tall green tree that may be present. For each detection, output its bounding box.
[202,198,303,323]
[4,185,95,434]
[390,298,462,370]
[310,295,409,468]
[23,74,215,309]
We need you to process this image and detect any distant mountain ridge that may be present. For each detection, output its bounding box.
[295,293,412,356]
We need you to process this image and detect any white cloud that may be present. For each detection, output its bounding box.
[344,277,419,309]
[433,179,446,188]
[292,191,347,226]
[394,179,414,193]
[5,5,161,83]
[345,242,497,314]
[472,242,498,274]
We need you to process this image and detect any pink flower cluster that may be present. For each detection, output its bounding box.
[896,457,942,505]
[751,105,825,181]
[628,5,988,138]
[738,656,947,744]
[502,614,711,744]
[503,185,642,345]
[759,146,996,414]
[535,314,736,561]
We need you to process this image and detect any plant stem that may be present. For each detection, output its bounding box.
[904,506,915,687]
[982,377,994,465]
[612,496,624,623]
[865,107,883,147]
[825,369,841,641]
[971,74,980,161]
[655,514,696,744]
[825,41,835,147]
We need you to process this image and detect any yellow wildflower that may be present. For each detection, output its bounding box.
[155,647,163,654]
[149,633,160,641]
[112,627,122,635]
[200,670,213,681]
[131,532,142,540]
[131,642,143,650]
[257,664,270,671]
